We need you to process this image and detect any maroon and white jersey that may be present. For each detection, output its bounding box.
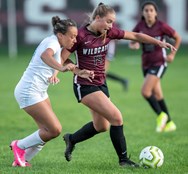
[132,20,175,69]
[68,24,125,85]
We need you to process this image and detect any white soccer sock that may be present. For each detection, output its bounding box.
[17,130,45,149]
[25,144,44,161]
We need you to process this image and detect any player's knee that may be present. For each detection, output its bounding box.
[154,93,162,100]
[141,89,151,98]
[113,117,123,125]
[49,124,62,138]
[111,111,123,126]
[98,125,109,132]
[95,123,110,132]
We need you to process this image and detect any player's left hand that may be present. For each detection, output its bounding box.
[48,76,60,85]
[158,41,177,51]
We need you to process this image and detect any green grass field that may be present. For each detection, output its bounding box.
[0,45,188,174]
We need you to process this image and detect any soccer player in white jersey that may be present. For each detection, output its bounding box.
[10,16,94,167]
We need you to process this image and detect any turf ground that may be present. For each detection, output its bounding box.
[0,45,188,174]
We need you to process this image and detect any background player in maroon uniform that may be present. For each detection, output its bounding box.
[129,1,181,132]
[61,3,176,167]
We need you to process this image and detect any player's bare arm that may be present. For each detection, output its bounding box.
[41,48,75,72]
[124,31,177,51]
[166,31,181,63]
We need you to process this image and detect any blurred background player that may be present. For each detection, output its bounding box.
[10,16,94,167]
[105,40,129,91]
[129,1,181,132]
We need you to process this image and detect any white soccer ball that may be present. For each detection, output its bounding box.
[139,146,164,168]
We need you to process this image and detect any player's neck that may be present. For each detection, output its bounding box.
[87,24,98,34]
[146,19,156,27]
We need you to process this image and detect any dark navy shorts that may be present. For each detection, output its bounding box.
[143,65,167,78]
[73,82,110,102]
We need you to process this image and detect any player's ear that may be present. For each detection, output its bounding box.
[57,32,63,39]
[95,15,101,20]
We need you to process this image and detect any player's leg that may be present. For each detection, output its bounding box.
[23,98,54,162]
[63,84,104,161]
[11,98,62,166]
[69,109,110,144]
[141,74,162,114]
[81,91,138,167]
[63,111,109,161]
[141,68,168,132]
[63,83,138,166]
[153,81,176,132]
[142,74,167,132]
[64,84,120,148]
[19,98,53,164]
[23,98,62,142]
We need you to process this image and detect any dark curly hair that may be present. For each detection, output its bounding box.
[52,16,77,34]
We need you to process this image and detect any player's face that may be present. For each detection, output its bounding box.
[59,26,78,49]
[96,12,116,34]
[142,4,157,23]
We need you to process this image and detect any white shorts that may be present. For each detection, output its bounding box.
[14,79,49,109]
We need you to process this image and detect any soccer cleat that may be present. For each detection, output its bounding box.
[63,134,75,162]
[12,161,31,167]
[163,121,176,132]
[119,157,140,168]
[10,140,26,167]
[156,112,168,132]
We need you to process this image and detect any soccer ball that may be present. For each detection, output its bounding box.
[139,146,164,168]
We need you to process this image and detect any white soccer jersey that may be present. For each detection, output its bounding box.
[14,35,62,108]
[26,34,61,84]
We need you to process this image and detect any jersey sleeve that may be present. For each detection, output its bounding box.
[161,22,176,37]
[46,40,60,54]
[132,23,140,32]
[108,26,125,39]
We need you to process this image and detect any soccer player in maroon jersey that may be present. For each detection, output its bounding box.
[129,1,181,132]
[61,3,176,167]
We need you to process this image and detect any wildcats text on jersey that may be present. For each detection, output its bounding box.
[83,44,109,55]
